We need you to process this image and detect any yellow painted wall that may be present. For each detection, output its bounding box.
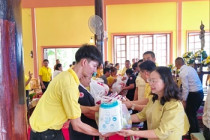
[21,1,209,73]
[182,1,210,53]
[107,2,177,62]
[22,8,34,75]
[35,6,94,69]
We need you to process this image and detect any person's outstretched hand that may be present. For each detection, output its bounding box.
[117,129,134,137]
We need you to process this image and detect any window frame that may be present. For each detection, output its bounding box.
[187,31,210,56]
[113,33,172,67]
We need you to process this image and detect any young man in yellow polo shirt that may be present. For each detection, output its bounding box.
[123,60,156,111]
[39,59,52,93]
[30,45,102,140]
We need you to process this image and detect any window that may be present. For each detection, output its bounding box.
[114,33,170,68]
[114,36,126,68]
[187,32,210,86]
[44,48,79,71]
[127,36,139,61]
[188,32,210,56]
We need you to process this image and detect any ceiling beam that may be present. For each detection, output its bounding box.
[22,0,208,8]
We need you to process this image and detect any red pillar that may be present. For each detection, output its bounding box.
[0,0,27,140]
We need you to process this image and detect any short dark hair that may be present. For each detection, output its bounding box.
[126,68,133,75]
[103,67,111,74]
[175,57,185,65]
[152,67,182,105]
[115,63,119,67]
[132,62,138,70]
[43,59,49,63]
[72,61,76,65]
[75,44,102,65]
[55,64,62,70]
[138,59,143,63]
[139,60,156,72]
[110,67,117,73]
[125,60,130,63]
[104,61,109,67]
[143,51,155,58]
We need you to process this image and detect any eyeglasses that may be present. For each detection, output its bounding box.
[147,78,159,84]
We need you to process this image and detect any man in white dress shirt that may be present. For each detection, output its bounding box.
[175,57,204,134]
[203,88,210,139]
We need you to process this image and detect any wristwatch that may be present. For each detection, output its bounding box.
[131,104,135,110]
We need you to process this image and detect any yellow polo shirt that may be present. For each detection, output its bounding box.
[96,68,103,78]
[135,74,146,99]
[30,68,81,132]
[25,75,30,90]
[137,98,189,140]
[144,83,152,99]
[39,66,52,82]
[107,75,117,87]
[120,66,131,76]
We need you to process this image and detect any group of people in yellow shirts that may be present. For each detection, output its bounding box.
[28,45,194,140]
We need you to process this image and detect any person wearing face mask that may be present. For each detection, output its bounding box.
[119,67,189,140]
[30,45,103,140]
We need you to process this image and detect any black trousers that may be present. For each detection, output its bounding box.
[30,129,64,140]
[185,91,204,133]
[41,81,50,94]
[203,125,210,140]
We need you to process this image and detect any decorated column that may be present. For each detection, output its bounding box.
[0,0,27,139]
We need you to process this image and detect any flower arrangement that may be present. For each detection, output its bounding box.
[202,56,210,66]
[194,49,208,60]
[185,57,195,65]
[183,52,193,58]
[182,52,195,64]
